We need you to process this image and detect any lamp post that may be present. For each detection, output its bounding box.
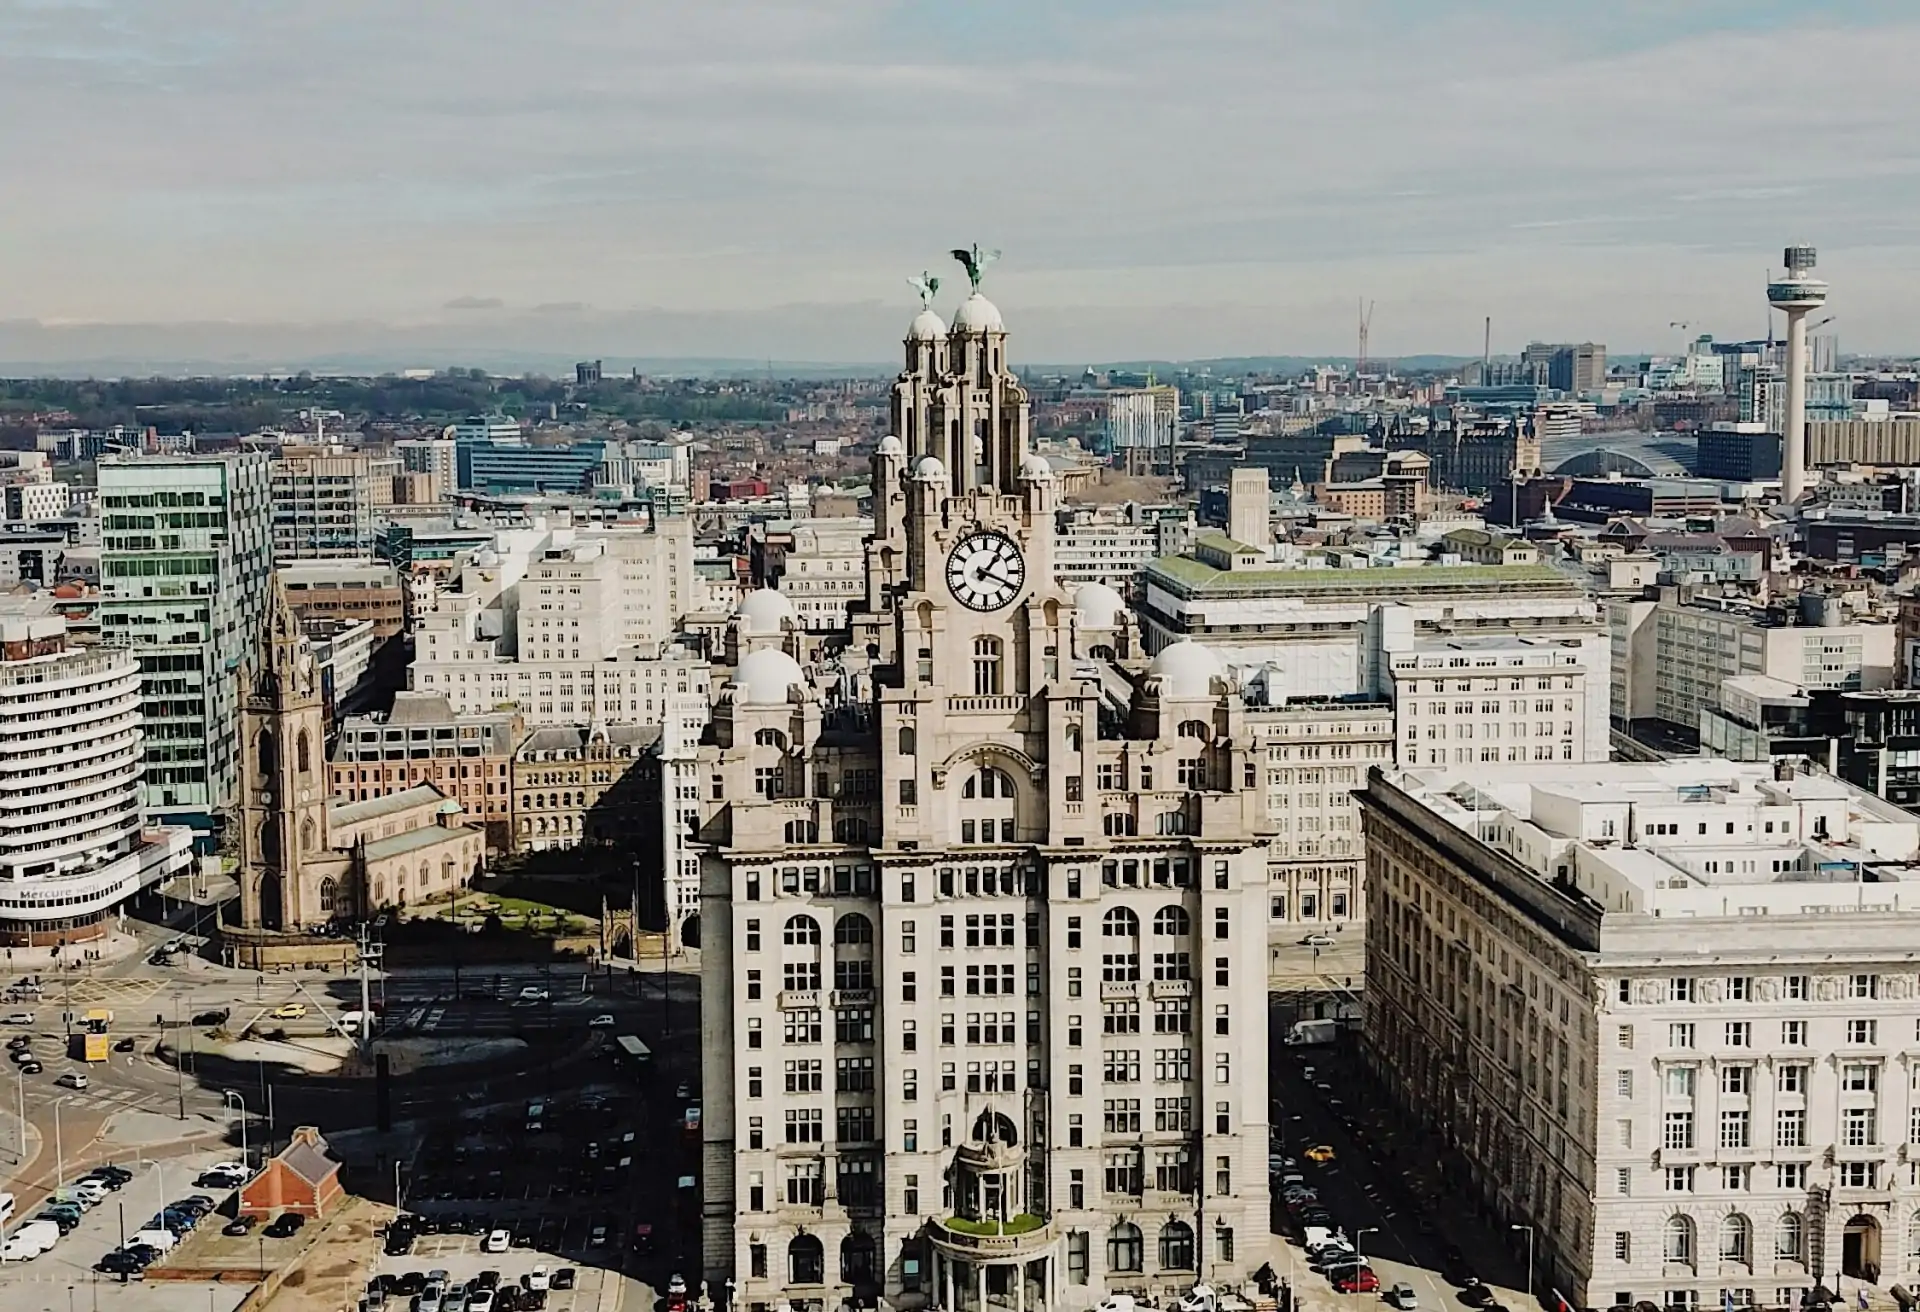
[1352,1227,1379,1312]
[1511,1224,1535,1308]
[14,1062,23,1164]
[223,1090,248,1168]
[54,1096,70,1186]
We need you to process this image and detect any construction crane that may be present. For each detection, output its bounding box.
[1357,299,1376,374]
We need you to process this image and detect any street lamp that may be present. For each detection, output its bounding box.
[1352,1227,1379,1312]
[53,1096,71,1185]
[1511,1224,1535,1308]
[223,1090,248,1167]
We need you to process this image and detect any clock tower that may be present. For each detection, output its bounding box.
[697,260,1274,1312]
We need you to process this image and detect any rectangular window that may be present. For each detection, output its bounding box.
[1719,1110,1750,1149]
[1848,1019,1878,1046]
[1668,1022,1695,1049]
[1663,1111,1694,1150]
[1782,1020,1807,1047]
[1776,1109,1806,1149]
[1724,1021,1751,1048]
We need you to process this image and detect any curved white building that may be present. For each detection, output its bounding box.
[0,611,191,944]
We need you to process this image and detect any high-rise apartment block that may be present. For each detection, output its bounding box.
[269,446,397,560]
[97,452,274,824]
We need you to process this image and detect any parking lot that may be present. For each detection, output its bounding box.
[0,1147,250,1307]
[370,1245,612,1312]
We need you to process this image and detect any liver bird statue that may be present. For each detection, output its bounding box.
[950,244,1001,293]
[907,271,940,309]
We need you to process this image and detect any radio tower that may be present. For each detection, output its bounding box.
[1767,244,1827,504]
[1357,299,1375,374]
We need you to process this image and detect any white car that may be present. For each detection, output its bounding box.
[1300,933,1335,947]
[56,1072,88,1090]
[517,987,549,1002]
[482,1229,511,1253]
[3,1013,31,1025]
[667,1274,688,1296]
[588,1014,616,1028]
[527,1267,551,1292]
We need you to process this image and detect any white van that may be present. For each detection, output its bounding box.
[128,1228,177,1254]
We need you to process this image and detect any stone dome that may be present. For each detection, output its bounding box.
[733,647,808,708]
[735,588,796,636]
[1073,582,1126,630]
[1146,639,1222,699]
[913,456,948,481]
[908,309,948,341]
[952,292,1004,334]
[876,434,905,458]
[1018,452,1053,481]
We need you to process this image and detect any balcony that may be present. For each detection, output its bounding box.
[948,695,1022,714]
[1149,978,1192,1000]
[1100,979,1139,1000]
[777,990,820,1011]
[927,1213,1055,1261]
[831,988,875,1007]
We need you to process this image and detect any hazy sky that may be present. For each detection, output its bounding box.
[3,0,1917,367]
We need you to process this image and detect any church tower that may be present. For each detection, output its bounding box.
[235,576,331,931]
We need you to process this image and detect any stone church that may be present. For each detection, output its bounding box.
[696,271,1276,1312]
[228,576,484,963]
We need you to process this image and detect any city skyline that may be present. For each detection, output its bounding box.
[4,1,1919,366]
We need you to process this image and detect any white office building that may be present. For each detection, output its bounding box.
[1363,758,1920,1312]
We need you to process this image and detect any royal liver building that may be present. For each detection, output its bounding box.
[697,262,1274,1312]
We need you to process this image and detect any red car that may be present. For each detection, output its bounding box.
[1332,1268,1379,1294]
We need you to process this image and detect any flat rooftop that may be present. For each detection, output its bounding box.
[1380,759,1920,918]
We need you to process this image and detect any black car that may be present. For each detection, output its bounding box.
[6,1035,29,1052]
[1441,1247,1470,1285]
[96,1250,147,1277]
[114,1037,136,1052]
[125,1243,163,1266]
[394,1272,427,1297]
[551,1270,576,1291]
[92,1165,132,1183]
[17,1059,40,1074]
[384,1233,414,1256]
[263,1213,306,1238]
[223,1216,258,1236]
[474,1271,501,1291]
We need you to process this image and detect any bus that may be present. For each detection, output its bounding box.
[615,1035,651,1065]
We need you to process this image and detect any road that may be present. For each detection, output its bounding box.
[1268,1001,1537,1312]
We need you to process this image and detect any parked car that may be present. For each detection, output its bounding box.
[3,1012,32,1025]
[1331,1268,1379,1294]
[1388,1285,1418,1310]
[551,1270,576,1292]
[97,1249,149,1277]
[262,1212,306,1238]
[526,1268,551,1292]
[483,1229,511,1253]
[16,1059,39,1074]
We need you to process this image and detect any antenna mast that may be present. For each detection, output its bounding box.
[1357,299,1375,373]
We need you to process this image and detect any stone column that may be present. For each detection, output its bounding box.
[944,1255,955,1312]
[975,1263,985,1312]
[1016,1261,1026,1312]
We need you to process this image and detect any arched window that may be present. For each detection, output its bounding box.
[788,1234,824,1286]
[784,819,818,844]
[833,817,871,844]
[1776,1212,1805,1261]
[418,863,430,890]
[296,729,311,775]
[1091,644,1116,661]
[1158,1220,1195,1271]
[839,1231,875,1283]
[1156,809,1190,836]
[256,730,276,782]
[1720,1214,1751,1264]
[1153,906,1190,937]
[1178,719,1210,740]
[1103,907,1139,939]
[1064,725,1082,752]
[972,636,1003,696]
[1665,1215,1695,1264]
[1107,1222,1143,1274]
[963,766,1015,800]
[783,915,821,946]
[1103,813,1137,837]
[299,817,315,854]
[833,913,874,947]
[754,729,786,749]
[1907,1210,1920,1261]
[971,1110,1017,1146]
[318,877,336,913]
[899,726,916,756]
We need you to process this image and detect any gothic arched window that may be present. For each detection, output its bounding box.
[318,877,336,913]
[299,818,315,854]
[296,729,311,775]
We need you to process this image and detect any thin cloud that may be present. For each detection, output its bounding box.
[2,0,1918,358]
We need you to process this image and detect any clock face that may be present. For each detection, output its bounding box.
[945,531,1026,612]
